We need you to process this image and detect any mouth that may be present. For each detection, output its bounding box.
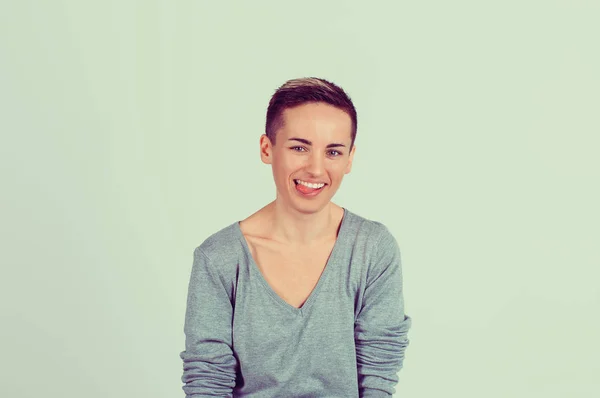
[294,179,326,184]
[293,179,327,196]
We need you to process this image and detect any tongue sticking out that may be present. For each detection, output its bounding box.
[296,182,321,194]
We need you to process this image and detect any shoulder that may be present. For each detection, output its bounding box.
[344,209,402,286]
[344,208,397,251]
[187,223,241,300]
[193,222,243,271]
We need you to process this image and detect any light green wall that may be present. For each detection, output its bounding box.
[1,1,598,397]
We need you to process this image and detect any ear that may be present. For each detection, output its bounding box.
[260,134,273,165]
[345,144,356,174]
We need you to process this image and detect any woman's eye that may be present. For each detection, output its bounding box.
[290,147,342,156]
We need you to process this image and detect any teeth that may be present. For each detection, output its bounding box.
[295,179,325,189]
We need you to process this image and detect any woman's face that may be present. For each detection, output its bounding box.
[260,102,356,211]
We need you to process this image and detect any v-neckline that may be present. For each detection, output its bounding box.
[235,207,348,316]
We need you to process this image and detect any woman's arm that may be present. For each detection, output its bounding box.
[180,247,237,397]
[355,226,412,397]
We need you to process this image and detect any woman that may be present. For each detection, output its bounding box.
[180,77,411,397]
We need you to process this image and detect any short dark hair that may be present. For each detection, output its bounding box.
[265,77,357,149]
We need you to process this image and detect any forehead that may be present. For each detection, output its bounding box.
[280,102,352,139]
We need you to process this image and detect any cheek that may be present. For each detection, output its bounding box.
[272,159,296,180]
[331,164,347,177]
[277,158,301,174]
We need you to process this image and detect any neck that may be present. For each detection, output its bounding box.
[265,200,339,246]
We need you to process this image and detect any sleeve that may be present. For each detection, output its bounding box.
[179,247,237,397]
[355,227,412,397]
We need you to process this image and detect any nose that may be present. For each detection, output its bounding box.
[305,152,326,176]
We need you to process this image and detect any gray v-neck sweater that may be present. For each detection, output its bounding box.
[180,208,411,397]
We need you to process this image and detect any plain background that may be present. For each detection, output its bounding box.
[1,1,598,397]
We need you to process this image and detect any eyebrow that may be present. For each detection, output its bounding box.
[288,137,346,148]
